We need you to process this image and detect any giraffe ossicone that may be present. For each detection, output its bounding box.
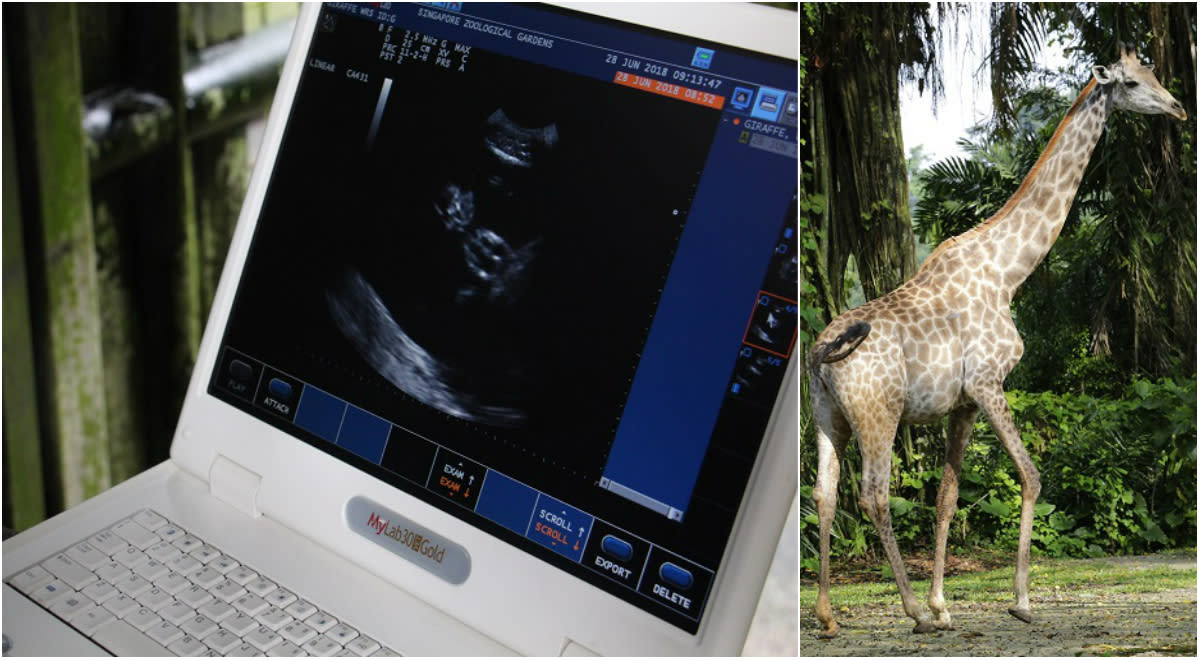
[808,43,1186,639]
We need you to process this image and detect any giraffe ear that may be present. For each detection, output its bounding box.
[1092,65,1115,84]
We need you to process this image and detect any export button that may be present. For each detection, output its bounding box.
[601,535,633,562]
[582,520,648,591]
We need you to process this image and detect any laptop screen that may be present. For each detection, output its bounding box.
[209,2,796,633]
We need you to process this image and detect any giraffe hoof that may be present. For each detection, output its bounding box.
[1008,607,1033,623]
[817,624,840,639]
[913,620,937,634]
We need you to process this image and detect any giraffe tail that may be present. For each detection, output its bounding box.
[812,321,871,364]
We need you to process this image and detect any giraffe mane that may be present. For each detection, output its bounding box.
[916,78,1100,275]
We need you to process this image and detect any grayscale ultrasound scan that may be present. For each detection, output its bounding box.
[327,108,560,428]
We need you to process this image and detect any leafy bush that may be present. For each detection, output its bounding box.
[800,377,1197,570]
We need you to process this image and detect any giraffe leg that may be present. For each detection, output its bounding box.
[859,427,936,634]
[929,404,978,630]
[811,377,850,639]
[970,383,1041,623]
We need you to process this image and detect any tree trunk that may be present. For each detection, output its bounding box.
[800,4,919,314]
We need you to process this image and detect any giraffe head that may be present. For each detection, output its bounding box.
[1092,42,1187,120]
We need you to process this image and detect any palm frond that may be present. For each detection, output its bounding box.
[988,3,1049,136]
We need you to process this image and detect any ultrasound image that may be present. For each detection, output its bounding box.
[326,108,558,427]
[327,268,526,427]
[224,32,722,478]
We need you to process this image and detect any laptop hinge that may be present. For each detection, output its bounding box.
[209,455,262,519]
[559,640,599,656]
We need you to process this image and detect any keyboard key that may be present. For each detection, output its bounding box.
[222,612,260,636]
[156,524,186,542]
[29,579,72,605]
[168,635,209,657]
[167,553,202,575]
[370,646,399,656]
[41,553,98,590]
[136,586,173,610]
[147,620,185,646]
[213,578,248,602]
[280,620,318,646]
[211,556,240,574]
[101,594,140,618]
[181,614,219,639]
[133,559,169,582]
[198,598,237,622]
[112,519,161,550]
[50,592,92,619]
[172,534,204,553]
[327,623,359,645]
[161,599,197,625]
[114,573,152,598]
[69,603,117,635]
[257,606,294,631]
[285,599,318,620]
[88,529,129,555]
[132,509,168,531]
[190,566,224,589]
[179,584,216,609]
[235,593,270,617]
[247,576,278,597]
[229,642,261,656]
[124,606,164,632]
[336,650,358,657]
[92,618,171,656]
[66,541,109,570]
[155,570,191,595]
[147,540,183,562]
[268,641,307,657]
[203,628,241,654]
[307,611,338,633]
[266,588,298,609]
[346,635,381,656]
[114,546,150,569]
[190,544,221,564]
[228,565,259,586]
[304,634,343,656]
[8,565,53,593]
[95,561,132,583]
[81,580,120,604]
[246,626,284,652]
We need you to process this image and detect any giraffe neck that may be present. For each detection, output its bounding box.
[979,80,1113,298]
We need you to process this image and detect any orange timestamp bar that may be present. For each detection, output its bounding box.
[613,71,725,110]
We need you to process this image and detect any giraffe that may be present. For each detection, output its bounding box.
[808,44,1187,638]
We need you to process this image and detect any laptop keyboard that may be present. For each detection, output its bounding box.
[7,509,398,656]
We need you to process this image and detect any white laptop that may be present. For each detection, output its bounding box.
[3,3,798,655]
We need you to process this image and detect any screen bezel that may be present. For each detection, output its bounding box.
[171,3,797,654]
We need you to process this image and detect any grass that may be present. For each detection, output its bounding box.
[800,547,1197,610]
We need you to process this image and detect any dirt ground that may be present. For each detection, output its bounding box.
[800,555,1197,656]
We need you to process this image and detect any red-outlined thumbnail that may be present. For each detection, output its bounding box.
[742,290,797,359]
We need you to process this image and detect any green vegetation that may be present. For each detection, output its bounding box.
[801,378,1196,575]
